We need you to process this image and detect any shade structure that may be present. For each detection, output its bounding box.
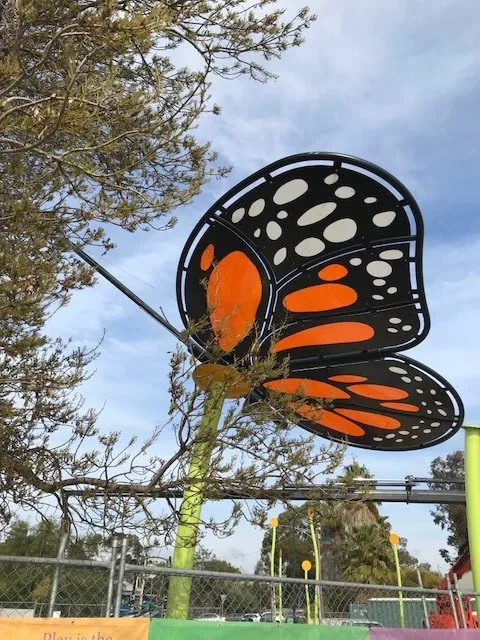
[176,152,463,451]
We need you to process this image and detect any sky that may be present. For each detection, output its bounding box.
[48,0,480,574]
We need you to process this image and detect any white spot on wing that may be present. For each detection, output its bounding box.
[297,202,337,226]
[323,218,357,243]
[273,247,287,265]
[389,366,407,374]
[335,186,355,199]
[273,179,308,205]
[295,237,325,257]
[373,211,396,227]
[231,207,245,223]
[380,249,403,260]
[248,199,265,217]
[324,173,339,185]
[367,260,393,278]
[266,220,282,240]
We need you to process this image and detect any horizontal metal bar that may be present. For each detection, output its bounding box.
[0,554,110,569]
[63,486,466,504]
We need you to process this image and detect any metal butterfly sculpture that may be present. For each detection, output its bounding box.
[176,153,464,451]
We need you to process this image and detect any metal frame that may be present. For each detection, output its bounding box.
[63,476,467,504]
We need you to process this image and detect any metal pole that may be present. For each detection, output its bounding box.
[105,538,118,617]
[416,567,430,629]
[465,426,480,617]
[316,529,323,623]
[302,563,312,625]
[76,249,209,363]
[278,548,283,623]
[136,557,147,613]
[48,533,68,617]
[453,572,467,629]
[292,518,297,617]
[308,513,320,624]
[166,382,226,619]
[113,538,128,617]
[270,518,278,622]
[391,542,405,628]
[447,579,460,629]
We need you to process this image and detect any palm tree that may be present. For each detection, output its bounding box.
[340,524,395,585]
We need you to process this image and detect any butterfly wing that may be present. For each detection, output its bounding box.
[261,354,464,451]
[177,153,429,362]
[177,152,463,451]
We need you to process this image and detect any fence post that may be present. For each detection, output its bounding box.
[447,578,460,629]
[105,538,119,617]
[48,533,68,618]
[453,572,467,629]
[113,538,128,617]
[416,567,430,629]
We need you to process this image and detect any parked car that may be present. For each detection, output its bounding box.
[341,619,383,628]
[243,613,261,622]
[260,611,284,623]
[193,613,225,622]
[225,614,246,622]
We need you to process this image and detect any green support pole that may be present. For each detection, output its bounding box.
[308,513,320,625]
[166,381,225,619]
[270,518,278,622]
[392,542,405,628]
[278,548,283,623]
[465,426,480,617]
[302,561,312,625]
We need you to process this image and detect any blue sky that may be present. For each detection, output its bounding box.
[48,0,480,573]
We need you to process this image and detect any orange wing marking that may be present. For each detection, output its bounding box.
[272,322,374,352]
[200,244,215,271]
[347,384,409,401]
[318,264,348,281]
[381,402,419,413]
[334,409,401,430]
[264,378,350,400]
[329,375,367,383]
[282,283,357,312]
[296,405,365,436]
[207,251,262,352]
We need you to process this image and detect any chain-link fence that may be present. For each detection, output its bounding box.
[0,548,477,630]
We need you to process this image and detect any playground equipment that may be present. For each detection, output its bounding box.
[79,152,466,619]
[429,544,477,629]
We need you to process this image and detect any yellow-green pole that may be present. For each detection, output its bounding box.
[278,548,283,623]
[390,533,405,629]
[302,560,312,625]
[166,382,225,619]
[308,510,320,624]
[270,517,279,622]
[465,426,480,617]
